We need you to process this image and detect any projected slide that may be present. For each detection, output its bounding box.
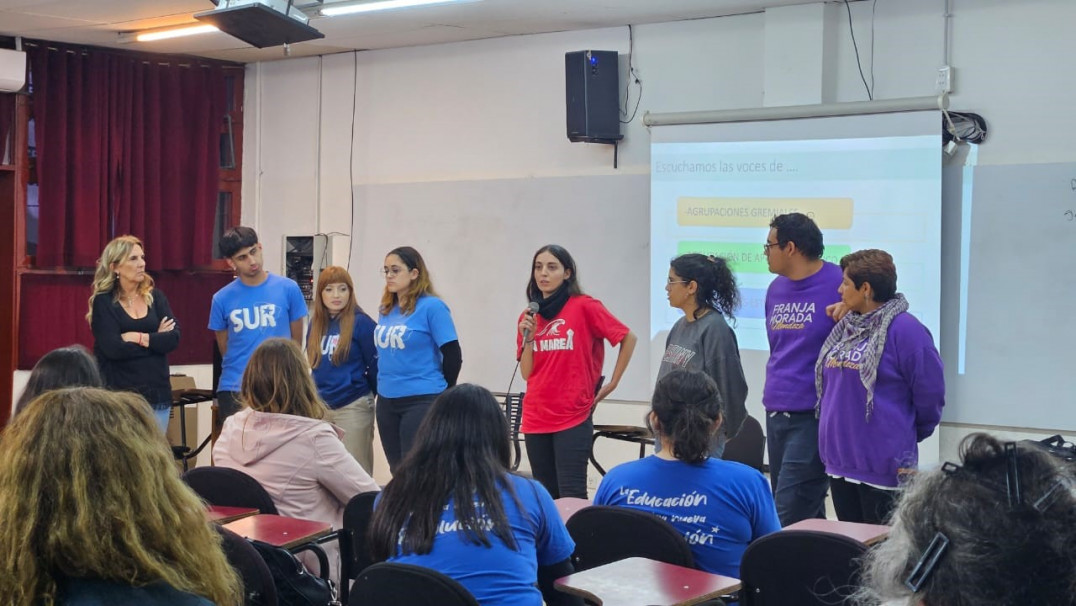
[651,135,941,352]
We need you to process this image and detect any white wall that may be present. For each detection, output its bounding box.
[241,0,1076,482]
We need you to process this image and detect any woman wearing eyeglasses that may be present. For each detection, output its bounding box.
[374,246,461,472]
[657,253,748,457]
[517,244,637,499]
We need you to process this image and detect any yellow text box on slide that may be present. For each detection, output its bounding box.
[676,197,854,229]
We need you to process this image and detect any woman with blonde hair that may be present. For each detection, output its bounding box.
[87,235,180,433]
[374,246,461,472]
[213,339,379,580]
[0,387,241,606]
[306,266,379,473]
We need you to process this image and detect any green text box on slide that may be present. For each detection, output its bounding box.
[676,241,852,273]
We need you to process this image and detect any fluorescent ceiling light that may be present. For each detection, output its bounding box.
[320,0,475,17]
[117,24,220,43]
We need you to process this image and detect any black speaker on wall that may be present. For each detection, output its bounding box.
[565,50,623,144]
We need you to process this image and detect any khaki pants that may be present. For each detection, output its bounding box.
[326,394,376,474]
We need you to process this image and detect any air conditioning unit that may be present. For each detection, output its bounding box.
[0,49,27,93]
[194,0,325,49]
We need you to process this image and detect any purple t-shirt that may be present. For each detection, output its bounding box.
[764,262,842,412]
[817,312,945,487]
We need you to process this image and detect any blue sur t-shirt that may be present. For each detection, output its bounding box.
[385,475,575,606]
[594,456,780,578]
[208,274,308,392]
[374,295,457,398]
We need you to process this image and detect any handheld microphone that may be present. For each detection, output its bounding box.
[522,301,540,342]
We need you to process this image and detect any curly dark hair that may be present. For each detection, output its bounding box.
[669,253,740,322]
[651,369,723,464]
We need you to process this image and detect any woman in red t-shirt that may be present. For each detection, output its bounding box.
[517,244,637,498]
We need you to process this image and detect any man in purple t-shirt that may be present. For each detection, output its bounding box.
[763,213,843,525]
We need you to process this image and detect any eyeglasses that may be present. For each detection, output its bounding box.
[380,266,404,277]
[763,241,784,252]
[666,278,689,285]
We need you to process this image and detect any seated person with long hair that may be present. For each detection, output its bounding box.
[13,344,103,417]
[213,338,379,582]
[368,384,583,606]
[856,432,1076,606]
[0,388,241,606]
[594,369,780,578]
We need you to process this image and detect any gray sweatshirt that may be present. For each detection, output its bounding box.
[657,311,749,440]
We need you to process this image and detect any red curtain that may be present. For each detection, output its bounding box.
[19,271,236,369]
[28,42,226,270]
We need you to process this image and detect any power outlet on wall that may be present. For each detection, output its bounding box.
[936,65,953,94]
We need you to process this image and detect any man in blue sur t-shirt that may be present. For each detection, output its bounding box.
[208,227,307,428]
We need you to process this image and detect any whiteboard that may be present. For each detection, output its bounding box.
[940,161,1076,431]
[349,175,654,402]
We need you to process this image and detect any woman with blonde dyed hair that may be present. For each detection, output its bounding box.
[0,388,241,606]
[306,266,379,473]
[213,338,379,581]
[374,246,461,472]
[86,235,180,433]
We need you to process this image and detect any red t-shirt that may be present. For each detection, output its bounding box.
[516,295,630,433]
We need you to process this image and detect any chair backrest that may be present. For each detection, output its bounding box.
[350,562,480,606]
[342,490,381,578]
[740,529,867,606]
[216,526,278,606]
[565,505,694,572]
[723,414,765,473]
[183,467,279,514]
[503,392,524,471]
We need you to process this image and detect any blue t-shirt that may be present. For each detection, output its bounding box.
[311,310,379,408]
[594,456,780,578]
[208,273,308,391]
[385,475,575,606]
[374,295,457,398]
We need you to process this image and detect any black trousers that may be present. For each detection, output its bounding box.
[525,418,593,499]
[376,393,438,473]
[215,390,242,432]
[829,476,898,524]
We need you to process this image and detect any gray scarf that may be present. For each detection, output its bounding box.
[814,293,909,422]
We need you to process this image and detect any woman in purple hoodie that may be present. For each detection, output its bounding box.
[815,249,944,524]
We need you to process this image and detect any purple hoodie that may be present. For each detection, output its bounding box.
[817,312,945,487]
[764,262,843,412]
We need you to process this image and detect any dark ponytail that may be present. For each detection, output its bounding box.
[669,253,740,321]
[651,369,723,463]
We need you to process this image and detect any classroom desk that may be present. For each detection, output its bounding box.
[782,518,890,546]
[205,505,259,524]
[223,514,332,550]
[555,557,741,606]
[554,497,591,523]
[590,425,654,475]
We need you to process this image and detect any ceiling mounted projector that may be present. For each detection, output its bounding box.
[194,0,324,48]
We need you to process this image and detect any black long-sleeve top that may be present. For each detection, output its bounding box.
[91,289,181,407]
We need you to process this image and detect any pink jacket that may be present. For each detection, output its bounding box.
[213,408,379,530]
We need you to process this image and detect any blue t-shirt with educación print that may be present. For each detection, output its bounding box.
[594,455,780,578]
[385,474,575,606]
[208,273,308,392]
[374,294,457,398]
